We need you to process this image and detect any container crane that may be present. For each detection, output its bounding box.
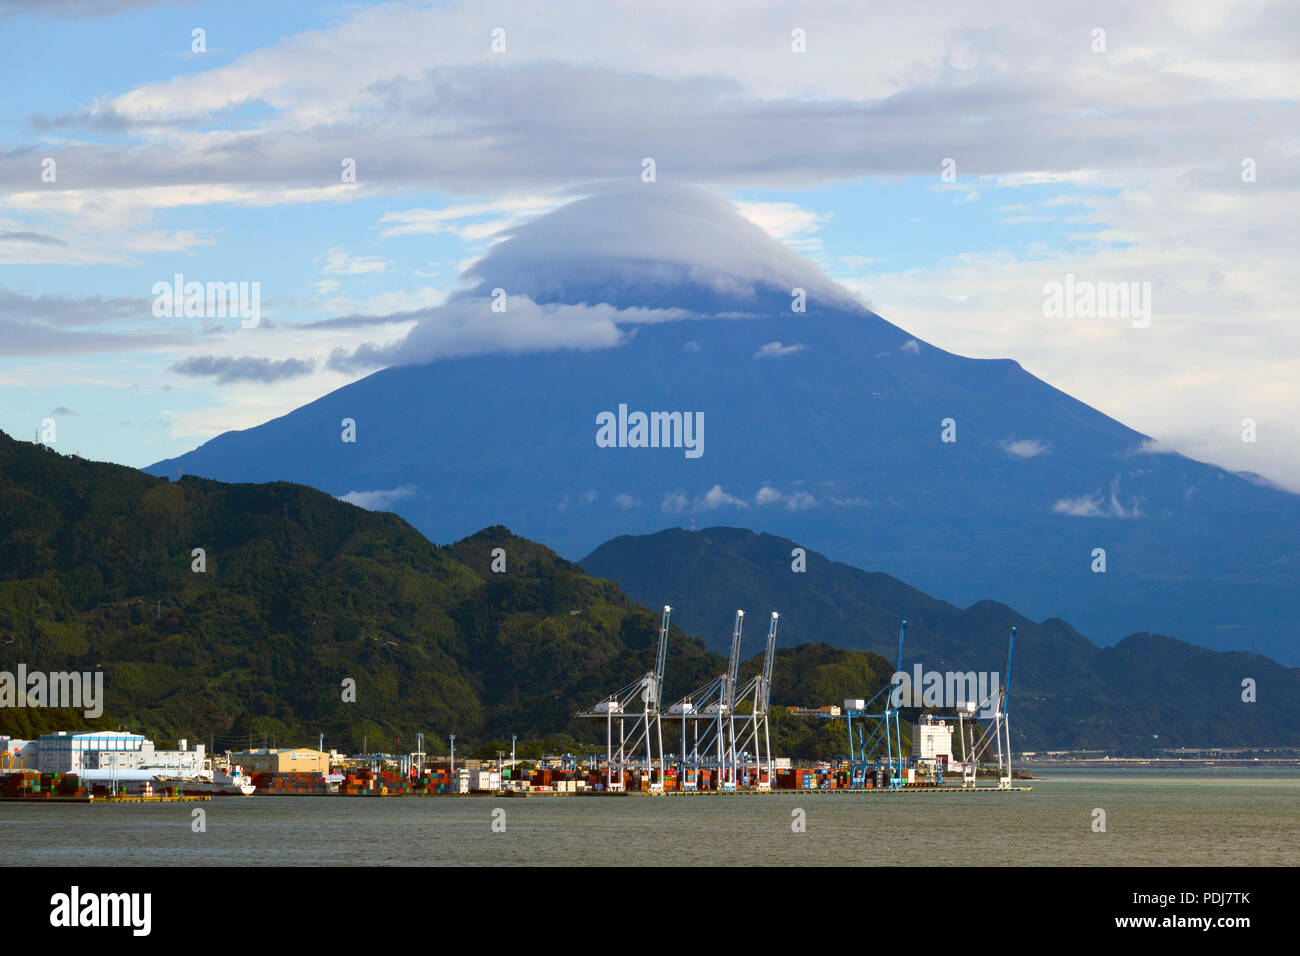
[885,620,907,787]
[577,604,672,791]
[954,625,1017,789]
[664,609,745,791]
[723,609,745,790]
[789,620,908,789]
[730,611,779,788]
[996,625,1016,789]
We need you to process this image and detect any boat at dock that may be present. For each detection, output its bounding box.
[160,765,256,796]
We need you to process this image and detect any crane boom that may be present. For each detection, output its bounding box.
[890,620,908,787]
[760,612,779,714]
[895,619,907,677]
[653,605,672,708]
[1003,625,1016,717]
[724,610,745,708]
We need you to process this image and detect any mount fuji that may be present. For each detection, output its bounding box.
[147,184,1300,663]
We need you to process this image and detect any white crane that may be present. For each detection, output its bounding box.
[664,609,747,791]
[577,605,672,792]
[722,610,745,790]
[955,625,1017,789]
[731,611,779,788]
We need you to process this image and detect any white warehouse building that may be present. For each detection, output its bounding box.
[36,731,205,776]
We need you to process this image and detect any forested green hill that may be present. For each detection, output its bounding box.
[0,432,886,760]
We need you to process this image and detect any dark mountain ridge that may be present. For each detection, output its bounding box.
[582,526,1300,750]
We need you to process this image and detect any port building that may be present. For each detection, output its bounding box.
[35,731,205,775]
[0,735,37,771]
[912,715,955,763]
[230,747,329,774]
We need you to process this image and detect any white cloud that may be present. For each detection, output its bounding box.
[1052,479,1142,518]
[0,184,358,265]
[73,2,1298,164]
[661,491,689,513]
[755,486,816,510]
[314,286,448,320]
[614,492,641,509]
[838,170,1300,491]
[377,196,565,239]
[1052,495,1106,517]
[6,1,1294,284]
[754,341,807,359]
[339,485,417,511]
[785,491,816,510]
[325,185,860,370]
[1001,438,1050,459]
[699,484,748,510]
[900,338,921,355]
[458,183,856,311]
[325,295,658,373]
[733,199,831,254]
[321,248,388,276]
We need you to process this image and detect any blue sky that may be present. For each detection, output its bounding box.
[2,0,1297,488]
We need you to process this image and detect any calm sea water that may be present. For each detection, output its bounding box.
[3,767,1297,866]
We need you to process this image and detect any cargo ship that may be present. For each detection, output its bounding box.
[162,765,256,796]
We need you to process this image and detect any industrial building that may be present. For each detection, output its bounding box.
[31,731,205,775]
[0,735,37,771]
[230,747,329,774]
[37,731,143,773]
[912,715,955,763]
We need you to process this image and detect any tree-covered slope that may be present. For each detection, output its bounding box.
[0,432,893,760]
